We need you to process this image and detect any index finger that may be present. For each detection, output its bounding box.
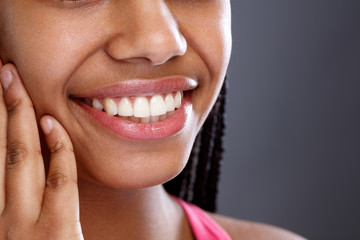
[1,64,45,220]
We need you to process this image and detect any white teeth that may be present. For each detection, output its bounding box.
[133,97,150,118]
[141,117,151,123]
[164,94,175,112]
[160,113,167,120]
[129,116,140,123]
[174,91,182,108]
[118,97,133,116]
[92,98,104,110]
[104,98,117,115]
[151,115,160,123]
[150,95,167,116]
[91,91,184,122]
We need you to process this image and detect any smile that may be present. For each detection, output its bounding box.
[84,91,183,123]
[71,77,197,140]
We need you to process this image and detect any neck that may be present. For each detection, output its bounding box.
[78,179,193,240]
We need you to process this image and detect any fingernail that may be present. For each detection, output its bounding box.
[41,118,54,135]
[0,71,13,90]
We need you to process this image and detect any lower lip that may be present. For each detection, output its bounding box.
[74,94,192,141]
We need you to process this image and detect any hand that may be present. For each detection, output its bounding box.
[0,60,84,239]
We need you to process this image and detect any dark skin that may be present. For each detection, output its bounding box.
[0,0,305,239]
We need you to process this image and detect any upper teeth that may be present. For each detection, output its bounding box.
[91,91,183,118]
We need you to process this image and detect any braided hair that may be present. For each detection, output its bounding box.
[164,77,227,212]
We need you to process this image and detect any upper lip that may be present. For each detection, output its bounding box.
[70,76,198,99]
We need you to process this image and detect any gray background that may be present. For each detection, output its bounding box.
[218,1,360,239]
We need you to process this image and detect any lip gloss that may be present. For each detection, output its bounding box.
[75,77,198,99]
[71,77,197,140]
[75,94,192,140]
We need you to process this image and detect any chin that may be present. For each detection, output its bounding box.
[73,128,197,190]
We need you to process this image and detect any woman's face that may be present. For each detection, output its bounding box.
[0,0,231,189]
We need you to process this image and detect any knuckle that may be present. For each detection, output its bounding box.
[46,171,67,189]
[51,141,74,155]
[6,142,42,168]
[6,142,28,168]
[6,98,32,117]
[46,171,76,189]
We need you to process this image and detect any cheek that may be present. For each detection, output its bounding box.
[176,2,232,79]
[183,12,232,126]
[203,13,232,80]
[0,6,105,114]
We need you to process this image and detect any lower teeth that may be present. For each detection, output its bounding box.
[114,111,175,123]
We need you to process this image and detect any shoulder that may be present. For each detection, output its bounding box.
[207,212,307,240]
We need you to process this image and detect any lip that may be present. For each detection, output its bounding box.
[71,77,198,99]
[70,77,196,140]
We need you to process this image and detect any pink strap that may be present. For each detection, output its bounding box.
[175,198,232,240]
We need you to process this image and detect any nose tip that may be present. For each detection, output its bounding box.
[144,30,187,65]
[105,3,188,66]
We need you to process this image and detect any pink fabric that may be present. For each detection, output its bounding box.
[175,197,232,240]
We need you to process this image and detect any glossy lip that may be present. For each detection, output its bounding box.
[74,94,192,141]
[71,77,198,99]
[70,77,196,140]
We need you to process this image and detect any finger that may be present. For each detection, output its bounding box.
[0,62,7,212]
[1,65,45,220]
[39,116,80,225]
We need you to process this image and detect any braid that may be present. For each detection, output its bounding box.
[205,78,227,211]
[192,113,215,208]
[164,77,227,212]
